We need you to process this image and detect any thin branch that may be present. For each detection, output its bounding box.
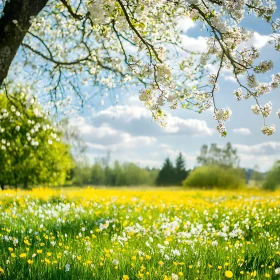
[116,0,162,63]
[60,0,83,20]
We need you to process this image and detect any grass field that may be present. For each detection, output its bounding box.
[0,188,280,279]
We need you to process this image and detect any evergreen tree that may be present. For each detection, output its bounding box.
[156,158,175,186]
[175,153,189,186]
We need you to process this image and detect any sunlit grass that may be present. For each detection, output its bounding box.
[0,188,280,279]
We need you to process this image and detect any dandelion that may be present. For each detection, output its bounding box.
[225,271,233,278]
[122,276,129,280]
[20,253,27,258]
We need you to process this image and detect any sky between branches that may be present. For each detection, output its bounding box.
[49,1,280,171]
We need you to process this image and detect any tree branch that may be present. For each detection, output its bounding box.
[60,0,83,20]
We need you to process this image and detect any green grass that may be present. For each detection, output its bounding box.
[0,188,280,279]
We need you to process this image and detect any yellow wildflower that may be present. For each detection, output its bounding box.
[225,270,233,278]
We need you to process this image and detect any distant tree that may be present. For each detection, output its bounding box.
[146,167,160,186]
[263,161,280,191]
[197,143,239,168]
[122,163,150,186]
[156,158,176,186]
[71,159,92,186]
[95,151,111,168]
[91,163,105,186]
[61,118,86,161]
[251,165,264,186]
[113,161,126,186]
[174,153,189,186]
[71,156,159,187]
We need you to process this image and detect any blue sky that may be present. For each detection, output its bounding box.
[69,7,280,172]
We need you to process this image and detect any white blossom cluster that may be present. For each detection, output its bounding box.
[0,87,61,152]
[3,0,280,136]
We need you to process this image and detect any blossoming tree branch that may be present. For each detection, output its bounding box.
[0,0,280,136]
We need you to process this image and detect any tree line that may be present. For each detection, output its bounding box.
[71,152,190,187]
[0,90,277,190]
[71,159,158,187]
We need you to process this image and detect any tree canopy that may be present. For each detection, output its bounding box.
[197,142,240,168]
[0,0,280,136]
[71,159,158,186]
[0,86,73,189]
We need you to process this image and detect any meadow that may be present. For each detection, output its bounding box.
[0,188,280,280]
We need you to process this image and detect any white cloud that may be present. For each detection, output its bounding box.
[166,116,213,136]
[177,17,207,53]
[234,142,280,155]
[232,142,280,171]
[177,17,196,33]
[250,32,270,49]
[92,103,213,137]
[238,154,276,171]
[181,35,207,52]
[232,128,251,135]
[95,104,150,121]
[223,75,236,82]
[69,117,156,152]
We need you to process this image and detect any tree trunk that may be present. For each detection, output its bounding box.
[23,178,28,189]
[0,0,48,86]
[0,182,4,190]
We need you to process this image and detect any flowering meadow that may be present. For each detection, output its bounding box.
[0,188,280,280]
